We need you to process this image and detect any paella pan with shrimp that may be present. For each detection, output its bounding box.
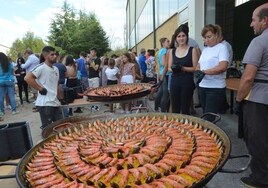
[84,83,152,101]
[13,113,242,188]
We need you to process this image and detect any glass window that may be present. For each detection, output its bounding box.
[170,0,178,15]
[128,0,182,47]
[136,0,153,43]
[179,0,188,9]
[155,0,178,28]
[130,29,135,48]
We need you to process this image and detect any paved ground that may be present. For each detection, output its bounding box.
[0,97,250,188]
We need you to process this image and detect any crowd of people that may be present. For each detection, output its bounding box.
[0,3,267,187]
[0,23,249,123]
[0,23,232,123]
[152,23,233,122]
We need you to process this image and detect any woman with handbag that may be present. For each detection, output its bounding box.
[15,57,29,104]
[168,25,198,114]
[196,24,229,122]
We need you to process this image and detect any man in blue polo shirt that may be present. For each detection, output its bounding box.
[138,48,147,83]
[76,51,88,91]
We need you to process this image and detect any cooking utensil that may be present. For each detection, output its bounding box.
[1,113,251,187]
[84,83,152,102]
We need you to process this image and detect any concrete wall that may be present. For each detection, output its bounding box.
[136,32,154,54]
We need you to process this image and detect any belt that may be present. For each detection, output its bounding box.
[254,79,268,83]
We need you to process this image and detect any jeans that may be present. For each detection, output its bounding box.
[81,76,89,91]
[0,81,16,113]
[154,75,169,112]
[60,84,69,118]
[199,87,226,122]
[37,106,63,129]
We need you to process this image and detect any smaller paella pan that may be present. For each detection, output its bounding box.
[84,83,153,102]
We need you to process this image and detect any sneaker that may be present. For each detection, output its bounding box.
[6,105,11,110]
[74,108,83,113]
[94,105,100,111]
[32,107,39,112]
[12,111,19,115]
[90,105,100,112]
[240,177,268,188]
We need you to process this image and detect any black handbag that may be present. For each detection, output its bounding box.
[0,122,33,161]
[194,70,205,86]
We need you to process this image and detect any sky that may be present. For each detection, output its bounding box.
[0,0,126,53]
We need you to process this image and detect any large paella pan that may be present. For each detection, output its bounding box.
[84,83,153,102]
[15,113,250,188]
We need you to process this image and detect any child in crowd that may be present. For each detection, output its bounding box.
[120,53,136,113]
[105,58,120,112]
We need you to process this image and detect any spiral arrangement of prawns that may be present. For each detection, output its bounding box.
[86,84,145,97]
[25,115,223,188]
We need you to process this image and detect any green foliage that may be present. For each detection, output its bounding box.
[7,31,46,61]
[48,1,110,58]
[105,47,127,58]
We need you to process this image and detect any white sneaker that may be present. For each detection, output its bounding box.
[5,105,11,110]
[12,111,19,115]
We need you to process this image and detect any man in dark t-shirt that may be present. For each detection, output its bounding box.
[54,52,66,84]
[88,48,100,88]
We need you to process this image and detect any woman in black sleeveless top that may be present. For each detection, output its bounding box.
[168,25,198,114]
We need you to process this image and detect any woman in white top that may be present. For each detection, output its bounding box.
[196,24,229,122]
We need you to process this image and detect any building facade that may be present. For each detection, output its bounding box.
[126,0,265,60]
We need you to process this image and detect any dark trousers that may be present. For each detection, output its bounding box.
[242,101,268,185]
[199,87,226,122]
[107,80,118,85]
[17,79,28,102]
[154,75,169,112]
[170,85,193,115]
[37,106,63,129]
[141,73,148,83]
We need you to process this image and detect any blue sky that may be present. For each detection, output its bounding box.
[0,0,126,52]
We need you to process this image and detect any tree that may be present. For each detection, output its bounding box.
[7,31,45,61]
[48,1,110,57]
